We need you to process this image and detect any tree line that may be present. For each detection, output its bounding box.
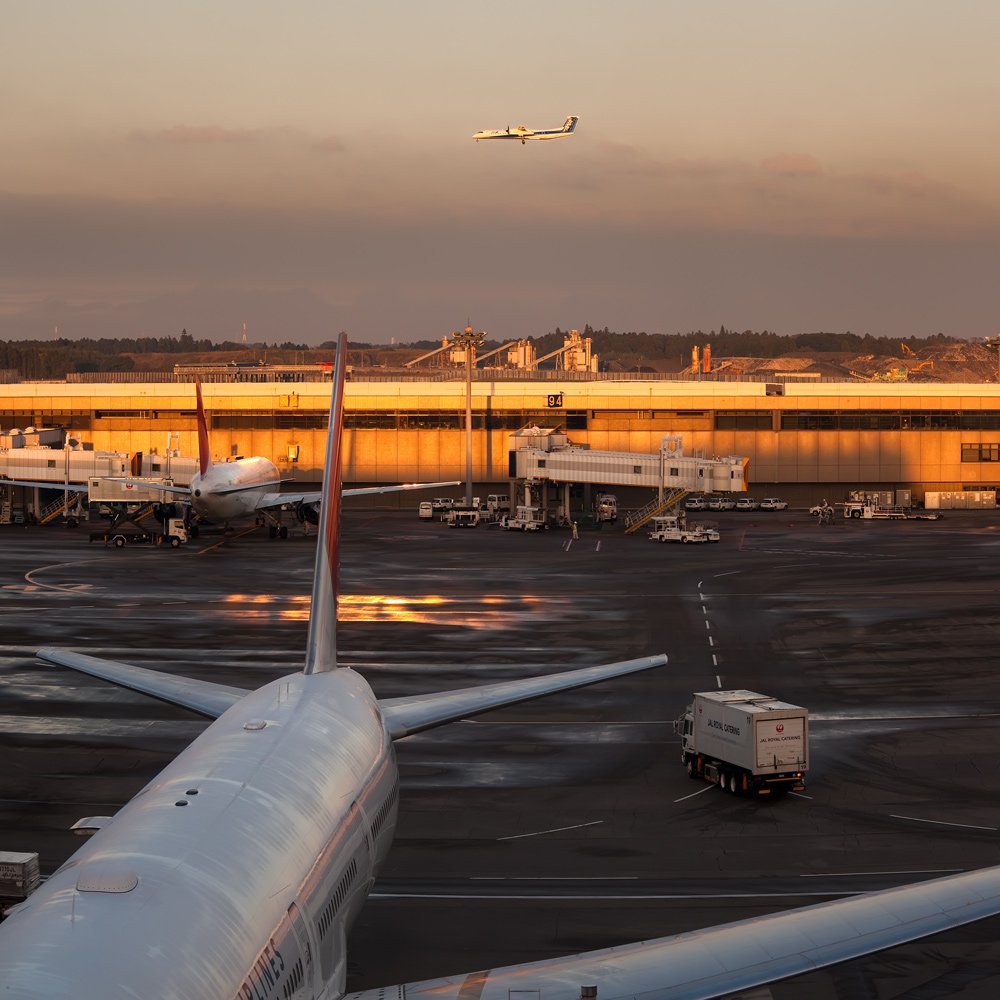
[0,328,966,380]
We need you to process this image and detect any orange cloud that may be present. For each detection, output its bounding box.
[760,153,823,176]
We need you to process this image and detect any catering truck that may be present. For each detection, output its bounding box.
[676,690,808,796]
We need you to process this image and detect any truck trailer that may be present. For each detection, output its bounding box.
[676,690,808,795]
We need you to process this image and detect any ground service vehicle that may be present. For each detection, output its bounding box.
[90,517,189,548]
[683,495,707,511]
[707,495,735,511]
[734,497,759,510]
[758,497,788,510]
[418,501,434,519]
[446,509,480,528]
[648,515,710,543]
[677,690,808,795]
[842,498,907,519]
[503,505,546,531]
[486,494,510,514]
[595,493,618,522]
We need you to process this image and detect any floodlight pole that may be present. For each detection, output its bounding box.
[454,325,485,508]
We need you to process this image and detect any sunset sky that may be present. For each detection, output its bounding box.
[2,2,999,344]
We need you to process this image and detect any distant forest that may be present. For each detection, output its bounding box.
[0,327,963,380]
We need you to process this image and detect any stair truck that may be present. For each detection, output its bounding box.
[676,690,808,796]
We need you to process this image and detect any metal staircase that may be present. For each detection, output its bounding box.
[623,487,688,534]
[39,495,70,525]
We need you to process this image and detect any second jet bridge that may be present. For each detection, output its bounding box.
[509,428,748,531]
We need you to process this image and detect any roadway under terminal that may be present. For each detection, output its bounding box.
[4,511,1000,997]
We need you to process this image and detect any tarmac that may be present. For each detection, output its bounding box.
[3,507,1000,998]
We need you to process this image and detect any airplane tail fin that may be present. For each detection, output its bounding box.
[562,115,578,133]
[195,379,212,477]
[303,332,347,675]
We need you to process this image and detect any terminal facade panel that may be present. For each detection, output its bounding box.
[4,378,1000,500]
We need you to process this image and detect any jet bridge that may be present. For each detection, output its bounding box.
[509,428,748,531]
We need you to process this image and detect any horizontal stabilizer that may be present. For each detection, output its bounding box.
[348,862,1000,1000]
[36,648,247,719]
[379,653,666,739]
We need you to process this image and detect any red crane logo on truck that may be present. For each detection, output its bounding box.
[776,724,784,733]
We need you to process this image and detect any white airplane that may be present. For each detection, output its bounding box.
[473,115,578,144]
[2,337,1000,997]
[125,379,459,536]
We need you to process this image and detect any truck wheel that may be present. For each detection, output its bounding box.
[170,536,181,548]
[729,773,739,795]
[279,525,288,539]
[268,525,278,539]
[851,509,862,518]
[113,536,126,548]
[686,758,697,779]
[717,770,727,789]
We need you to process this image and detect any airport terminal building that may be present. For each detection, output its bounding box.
[4,375,1000,503]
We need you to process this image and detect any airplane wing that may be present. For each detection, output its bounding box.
[35,648,247,719]
[378,654,666,739]
[0,478,89,492]
[254,481,463,510]
[348,863,1000,1000]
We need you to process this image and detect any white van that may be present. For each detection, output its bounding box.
[418,501,434,520]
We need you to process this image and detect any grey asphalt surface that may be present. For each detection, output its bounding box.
[3,508,1000,998]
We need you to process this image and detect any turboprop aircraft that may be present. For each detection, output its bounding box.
[2,337,1000,997]
[473,115,578,144]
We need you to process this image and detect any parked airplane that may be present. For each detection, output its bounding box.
[473,115,578,144]
[120,380,459,536]
[2,338,1000,997]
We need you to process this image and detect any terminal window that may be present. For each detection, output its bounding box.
[962,444,1000,462]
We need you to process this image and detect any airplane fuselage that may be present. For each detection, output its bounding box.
[0,669,397,998]
[190,455,282,523]
[472,116,578,143]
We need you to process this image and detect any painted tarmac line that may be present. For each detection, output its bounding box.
[714,570,741,577]
[674,785,715,803]
[715,673,721,688]
[370,891,859,902]
[708,635,714,647]
[800,868,962,878]
[497,820,604,841]
[890,814,998,832]
[470,876,639,881]
[198,525,259,554]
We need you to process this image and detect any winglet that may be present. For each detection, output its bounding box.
[304,332,347,675]
[195,379,212,477]
[563,115,579,133]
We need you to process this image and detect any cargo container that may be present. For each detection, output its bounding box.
[676,690,808,795]
[0,851,40,904]
[923,490,996,510]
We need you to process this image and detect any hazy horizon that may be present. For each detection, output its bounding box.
[3,3,998,344]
